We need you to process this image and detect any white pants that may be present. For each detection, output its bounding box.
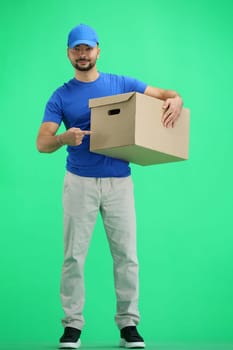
[60,171,140,330]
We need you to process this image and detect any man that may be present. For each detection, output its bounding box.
[36,23,183,349]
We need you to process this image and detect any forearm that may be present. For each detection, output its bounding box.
[144,86,181,101]
[37,134,64,153]
[160,89,181,100]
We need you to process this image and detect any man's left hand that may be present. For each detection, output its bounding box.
[162,96,183,128]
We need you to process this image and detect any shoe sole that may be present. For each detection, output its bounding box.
[120,338,145,348]
[59,339,81,349]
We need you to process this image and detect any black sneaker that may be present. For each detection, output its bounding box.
[59,327,81,349]
[120,326,145,348]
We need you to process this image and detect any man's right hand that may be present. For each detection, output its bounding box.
[61,128,92,146]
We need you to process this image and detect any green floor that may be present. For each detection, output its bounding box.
[0,343,233,350]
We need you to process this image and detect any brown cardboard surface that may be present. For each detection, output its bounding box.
[89,92,190,166]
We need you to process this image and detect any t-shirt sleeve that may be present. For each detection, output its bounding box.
[42,91,63,125]
[123,76,148,94]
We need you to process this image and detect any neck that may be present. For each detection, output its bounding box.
[74,68,99,82]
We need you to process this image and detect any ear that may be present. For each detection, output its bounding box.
[97,47,100,59]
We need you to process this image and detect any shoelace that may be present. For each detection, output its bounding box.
[64,327,79,336]
[124,326,141,339]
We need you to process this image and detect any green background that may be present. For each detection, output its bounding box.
[0,0,233,347]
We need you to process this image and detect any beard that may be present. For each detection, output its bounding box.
[72,58,97,72]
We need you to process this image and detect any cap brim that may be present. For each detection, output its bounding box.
[69,39,97,48]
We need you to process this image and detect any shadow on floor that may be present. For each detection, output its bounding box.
[0,343,233,350]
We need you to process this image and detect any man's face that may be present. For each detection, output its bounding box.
[67,44,100,72]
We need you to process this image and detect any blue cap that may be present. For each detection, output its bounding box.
[67,24,99,48]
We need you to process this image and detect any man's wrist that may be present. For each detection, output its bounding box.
[57,134,64,147]
[174,94,183,105]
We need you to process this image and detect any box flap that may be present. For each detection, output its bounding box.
[89,92,136,108]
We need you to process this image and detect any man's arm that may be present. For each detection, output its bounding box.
[144,86,183,128]
[36,122,91,153]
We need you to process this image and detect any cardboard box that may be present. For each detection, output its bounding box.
[89,92,190,166]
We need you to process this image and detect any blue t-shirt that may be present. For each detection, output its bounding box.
[43,72,147,177]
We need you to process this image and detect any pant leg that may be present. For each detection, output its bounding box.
[100,176,140,329]
[61,172,100,330]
